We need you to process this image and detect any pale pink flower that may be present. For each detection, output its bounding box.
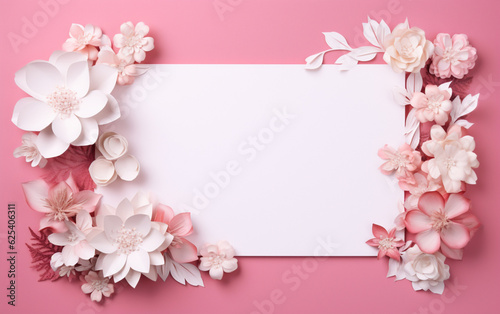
[97,49,148,85]
[153,204,198,263]
[22,175,101,232]
[399,172,442,210]
[405,192,472,253]
[13,132,47,168]
[113,22,154,63]
[63,24,103,61]
[199,241,238,280]
[378,144,421,184]
[411,85,452,125]
[366,224,404,261]
[430,33,477,79]
[81,271,114,302]
[440,211,480,260]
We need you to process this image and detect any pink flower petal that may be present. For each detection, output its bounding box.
[440,222,470,249]
[22,180,50,213]
[440,242,464,260]
[444,194,470,219]
[69,24,84,38]
[222,258,238,273]
[415,229,441,253]
[371,224,389,238]
[81,283,94,294]
[169,240,198,263]
[418,192,445,216]
[209,266,224,280]
[405,210,432,233]
[73,190,101,213]
[153,204,175,224]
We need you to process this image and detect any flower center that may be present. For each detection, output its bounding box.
[76,34,92,47]
[378,238,395,250]
[114,226,144,255]
[210,255,223,267]
[67,232,80,243]
[46,86,80,119]
[442,48,458,63]
[427,95,445,113]
[431,211,450,231]
[44,189,82,221]
[92,277,109,291]
[125,35,143,48]
[391,153,407,169]
[444,157,456,170]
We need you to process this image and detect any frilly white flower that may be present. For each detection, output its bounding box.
[97,132,129,160]
[13,132,47,168]
[199,241,238,280]
[89,157,117,186]
[81,271,114,302]
[113,22,154,63]
[12,51,120,158]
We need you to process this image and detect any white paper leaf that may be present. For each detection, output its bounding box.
[161,255,204,287]
[335,54,358,71]
[350,46,381,61]
[408,124,420,149]
[376,20,390,50]
[438,81,453,96]
[323,32,352,51]
[454,119,474,129]
[406,72,423,98]
[450,94,479,123]
[392,86,410,106]
[362,18,381,48]
[305,51,326,70]
[405,109,420,149]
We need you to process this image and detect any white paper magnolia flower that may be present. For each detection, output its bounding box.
[13,132,47,168]
[12,51,120,158]
[199,241,238,280]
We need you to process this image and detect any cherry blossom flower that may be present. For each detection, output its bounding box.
[398,172,442,210]
[22,175,101,232]
[366,224,404,261]
[411,85,452,125]
[113,22,154,63]
[62,24,103,61]
[199,241,238,280]
[48,210,95,266]
[97,49,148,85]
[81,271,114,302]
[405,192,473,253]
[12,51,119,158]
[13,132,47,168]
[430,33,477,79]
[153,204,198,263]
[378,144,421,184]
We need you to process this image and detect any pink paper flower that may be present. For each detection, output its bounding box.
[199,241,238,280]
[81,271,114,302]
[97,49,149,85]
[430,33,477,79]
[366,224,404,261]
[410,85,452,125]
[153,204,198,264]
[113,22,154,63]
[22,175,101,232]
[398,172,442,210]
[378,144,421,184]
[405,192,472,253]
[13,132,47,168]
[63,24,103,61]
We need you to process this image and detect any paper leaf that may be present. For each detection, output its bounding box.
[362,17,389,49]
[450,94,479,123]
[323,32,352,51]
[159,254,204,287]
[438,81,453,96]
[376,20,390,49]
[405,109,420,149]
[406,72,423,97]
[392,86,410,106]
[26,228,62,282]
[305,51,326,70]
[335,54,358,71]
[454,119,474,129]
[350,46,381,61]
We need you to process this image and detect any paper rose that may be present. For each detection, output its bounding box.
[13,132,47,168]
[430,33,477,79]
[405,192,473,254]
[81,271,114,302]
[421,125,479,193]
[402,245,450,294]
[378,144,421,184]
[366,224,404,261]
[48,210,95,266]
[89,157,117,186]
[113,22,154,63]
[62,24,103,61]
[153,204,198,263]
[97,132,129,160]
[22,175,101,232]
[411,85,452,125]
[12,51,119,158]
[199,241,238,280]
[382,20,434,73]
[97,49,149,85]
[114,155,140,181]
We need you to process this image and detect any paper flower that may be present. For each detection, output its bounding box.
[97,49,148,85]
[382,20,434,73]
[422,125,479,193]
[81,271,114,302]
[402,245,450,294]
[97,132,129,160]
[22,175,101,232]
[12,51,119,158]
[89,157,117,186]
[199,241,238,280]
[430,33,477,79]
[405,192,472,253]
[48,210,95,266]
[411,85,452,125]
[113,22,154,63]
[62,24,103,61]
[366,224,404,261]
[378,144,421,184]
[398,172,442,210]
[153,204,198,263]
[13,132,47,168]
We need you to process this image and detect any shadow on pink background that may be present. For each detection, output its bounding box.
[1,0,499,313]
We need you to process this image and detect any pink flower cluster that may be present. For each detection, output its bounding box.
[430,33,477,79]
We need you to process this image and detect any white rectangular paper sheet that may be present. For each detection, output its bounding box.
[99,64,404,256]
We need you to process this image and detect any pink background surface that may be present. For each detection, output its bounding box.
[1,0,499,313]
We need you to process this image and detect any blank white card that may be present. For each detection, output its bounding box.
[99,64,404,256]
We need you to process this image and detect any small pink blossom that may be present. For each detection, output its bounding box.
[430,33,477,79]
[62,24,103,60]
[199,241,238,280]
[113,22,154,63]
[81,271,114,302]
[13,132,47,168]
[378,144,422,184]
[97,49,148,85]
[405,192,473,254]
[366,224,404,261]
[411,85,452,125]
[399,172,442,210]
[22,175,101,232]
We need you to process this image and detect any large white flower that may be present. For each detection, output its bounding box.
[12,51,120,158]
[90,193,172,288]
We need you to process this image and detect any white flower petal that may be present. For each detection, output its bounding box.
[89,231,116,254]
[115,155,140,181]
[94,94,121,125]
[66,61,90,98]
[209,266,224,280]
[113,264,130,283]
[89,64,118,94]
[25,61,64,100]
[149,250,165,266]
[71,118,99,146]
[89,157,117,186]
[124,214,151,236]
[62,245,79,266]
[125,269,141,288]
[13,97,56,131]
[102,252,127,277]
[140,229,164,252]
[52,114,82,143]
[104,215,124,241]
[48,232,71,246]
[116,198,134,222]
[73,241,96,260]
[127,249,150,273]
[36,127,70,158]
[52,51,88,80]
[74,90,107,118]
